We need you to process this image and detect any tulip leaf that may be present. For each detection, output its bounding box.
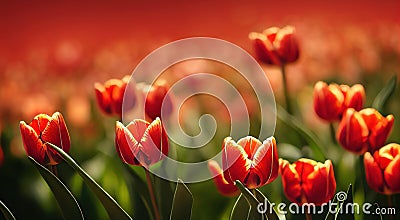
[0,200,15,220]
[123,164,153,219]
[372,75,397,112]
[277,105,326,161]
[230,194,251,220]
[325,184,354,220]
[47,143,132,220]
[154,175,174,220]
[235,180,285,220]
[169,179,193,220]
[29,157,84,220]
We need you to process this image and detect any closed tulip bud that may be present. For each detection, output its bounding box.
[208,160,239,196]
[337,108,394,154]
[94,75,136,118]
[115,117,169,167]
[280,158,336,205]
[19,112,70,165]
[313,81,365,121]
[249,26,299,66]
[313,81,345,121]
[222,136,279,189]
[364,143,400,194]
[144,82,173,121]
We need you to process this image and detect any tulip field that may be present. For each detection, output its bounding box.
[1,1,400,220]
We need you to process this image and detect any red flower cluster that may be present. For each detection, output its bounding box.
[364,143,400,195]
[337,108,394,154]
[19,112,70,165]
[249,26,299,66]
[313,81,365,121]
[280,158,336,205]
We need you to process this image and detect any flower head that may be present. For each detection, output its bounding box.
[222,136,279,189]
[313,81,365,121]
[364,143,400,194]
[19,112,70,165]
[94,75,136,118]
[337,108,394,154]
[280,158,336,205]
[115,117,169,167]
[143,82,173,121]
[249,26,299,65]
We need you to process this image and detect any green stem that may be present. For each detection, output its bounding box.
[387,195,395,220]
[329,123,337,144]
[305,212,312,220]
[144,168,160,220]
[49,165,58,177]
[281,64,293,114]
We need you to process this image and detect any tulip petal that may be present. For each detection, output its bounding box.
[252,137,279,185]
[337,108,369,154]
[275,26,299,63]
[313,81,344,121]
[280,159,302,204]
[126,119,149,142]
[141,118,169,165]
[94,83,112,115]
[237,136,262,159]
[208,160,239,196]
[222,137,250,184]
[115,121,140,165]
[344,84,365,111]
[20,121,46,164]
[364,152,384,193]
[384,155,400,193]
[29,114,52,134]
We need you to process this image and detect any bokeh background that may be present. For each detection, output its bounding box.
[1,0,399,219]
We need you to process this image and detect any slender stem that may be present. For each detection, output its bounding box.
[329,123,337,144]
[305,212,312,220]
[49,165,58,177]
[144,168,160,220]
[281,64,293,114]
[387,195,394,220]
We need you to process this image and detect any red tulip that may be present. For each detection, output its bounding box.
[364,143,400,194]
[313,81,365,121]
[337,108,394,154]
[115,117,169,167]
[249,26,299,66]
[208,160,239,196]
[222,136,279,189]
[144,82,173,121]
[94,75,136,118]
[19,112,70,165]
[280,158,336,205]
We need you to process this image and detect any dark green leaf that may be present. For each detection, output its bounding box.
[0,200,15,220]
[29,157,83,220]
[230,194,251,220]
[277,105,326,161]
[372,75,397,112]
[234,181,264,220]
[325,184,354,220]
[255,189,285,220]
[47,143,132,220]
[169,179,193,220]
[154,175,174,220]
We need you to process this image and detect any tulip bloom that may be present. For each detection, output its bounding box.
[115,118,169,167]
[337,108,394,154]
[144,82,173,121]
[364,143,400,194]
[222,136,279,189]
[208,160,239,196]
[313,81,365,121]
[249,26,299,66]
[94,75,136,118]
[280,158,336,205]
[19,112,70,165]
